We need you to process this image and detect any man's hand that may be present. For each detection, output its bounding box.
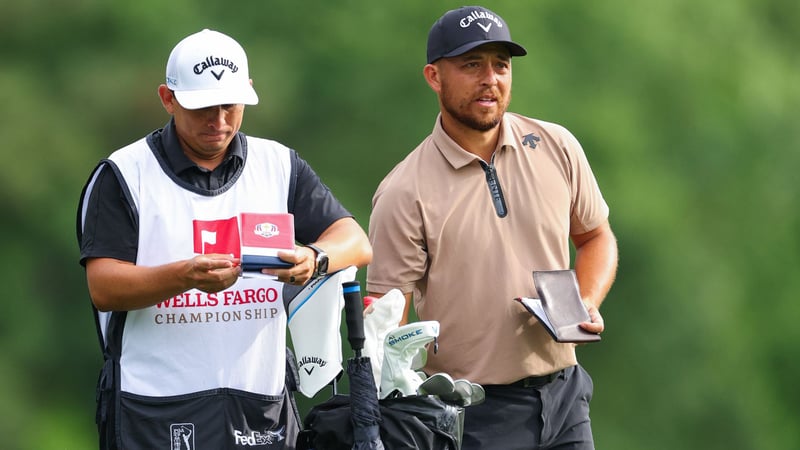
[189,253,241,293]
[262,246,316,285]
[579,300,604,335]
[87,254,241,312]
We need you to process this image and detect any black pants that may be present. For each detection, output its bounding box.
[461,365,595,450]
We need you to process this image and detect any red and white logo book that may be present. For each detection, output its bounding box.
[239,213,295,269]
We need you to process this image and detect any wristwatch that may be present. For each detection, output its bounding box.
[306,244,329,279]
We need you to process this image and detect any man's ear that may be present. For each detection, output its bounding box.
[423,63,442,94]
[157,84,175,114]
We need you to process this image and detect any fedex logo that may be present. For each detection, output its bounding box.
[233,427,285,446]
[193,216,240,257]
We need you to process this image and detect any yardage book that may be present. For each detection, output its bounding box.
[516,270,601,343]
[240,212,294,270]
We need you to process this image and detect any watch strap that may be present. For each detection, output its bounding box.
[305,244,327,277]
[305,243,324,259]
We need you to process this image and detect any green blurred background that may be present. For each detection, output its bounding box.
[2,0,798,448]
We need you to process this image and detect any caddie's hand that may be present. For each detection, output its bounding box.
[262,246,316,285]
[579,300,605,335]
[190,253,241,293]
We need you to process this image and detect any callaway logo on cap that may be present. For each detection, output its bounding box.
[165,29,259,110]
[426,6,527,64]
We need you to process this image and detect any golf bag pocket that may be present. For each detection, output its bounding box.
[119,388,293,450]
[298,394,461,450]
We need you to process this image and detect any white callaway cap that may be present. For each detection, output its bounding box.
[165,29,259,110]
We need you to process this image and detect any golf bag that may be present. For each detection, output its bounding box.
[296,394,462,450]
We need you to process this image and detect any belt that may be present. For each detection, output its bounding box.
[507,370,564,388]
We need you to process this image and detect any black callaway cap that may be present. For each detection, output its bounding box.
[427,5,528,64]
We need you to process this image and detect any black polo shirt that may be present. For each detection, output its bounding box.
[78,119,351,266]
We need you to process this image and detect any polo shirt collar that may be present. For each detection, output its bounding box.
[431,113,520,169]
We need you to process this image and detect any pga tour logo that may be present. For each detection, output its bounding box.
[170,423,195,450]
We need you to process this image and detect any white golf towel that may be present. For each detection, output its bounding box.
[287,266,357,397]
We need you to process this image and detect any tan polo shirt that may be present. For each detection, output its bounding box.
[367,112,609,385]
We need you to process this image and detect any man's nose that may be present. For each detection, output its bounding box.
[479,66,499,86]
[206,106,226,126]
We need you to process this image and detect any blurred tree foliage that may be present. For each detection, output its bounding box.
[0,0,798,449]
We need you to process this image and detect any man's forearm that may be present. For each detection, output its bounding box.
[573,222,618,308]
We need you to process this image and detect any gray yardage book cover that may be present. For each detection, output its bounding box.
[516,270,601,343]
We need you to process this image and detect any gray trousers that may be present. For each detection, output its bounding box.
[461,364,595,450]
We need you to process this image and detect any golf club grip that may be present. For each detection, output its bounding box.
[342,281,366,352]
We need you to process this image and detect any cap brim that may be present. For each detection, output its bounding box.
[174,86,259,110]
[433,40,528,63]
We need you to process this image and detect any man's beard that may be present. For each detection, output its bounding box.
[441,86,508,132]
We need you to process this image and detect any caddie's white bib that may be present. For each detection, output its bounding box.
[107,136,292,397]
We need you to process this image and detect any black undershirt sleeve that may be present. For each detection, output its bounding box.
[78,164,138,266]
[289,151,353,244]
